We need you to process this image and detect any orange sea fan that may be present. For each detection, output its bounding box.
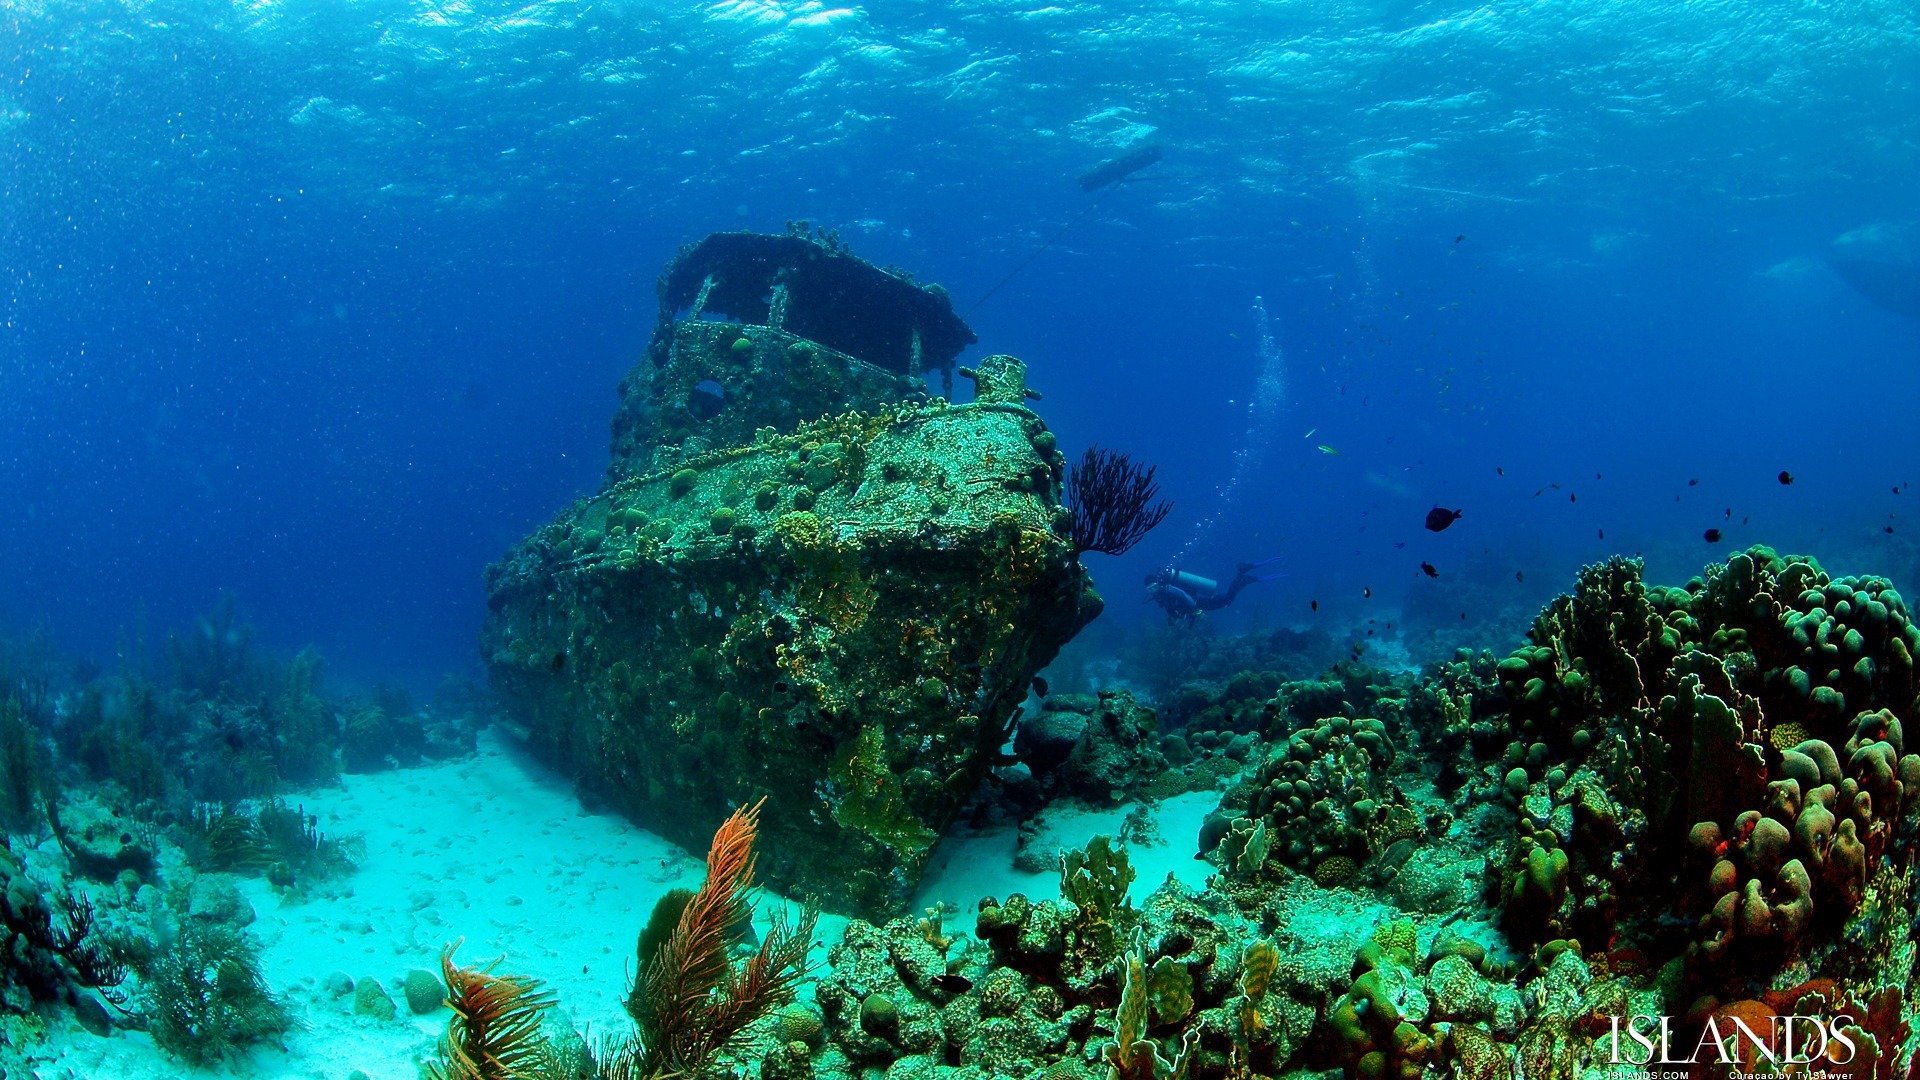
[429,939,559,1080]
[630,797,818,1076]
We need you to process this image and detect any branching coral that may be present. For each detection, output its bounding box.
[1066,446,1172,557]
[140,919,292,1066]
[0,836,130,1010]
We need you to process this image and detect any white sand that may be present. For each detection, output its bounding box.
[29,733,1222,1078]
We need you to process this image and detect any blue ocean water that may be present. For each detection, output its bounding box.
[4,0,1917,689]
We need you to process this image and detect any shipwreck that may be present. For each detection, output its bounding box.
[482,229,1102,916]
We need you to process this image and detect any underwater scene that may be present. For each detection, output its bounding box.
[4,1,1920,1078]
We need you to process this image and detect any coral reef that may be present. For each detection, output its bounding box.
[0,835,128,1014]
[1205,713,1420,885]
[0,607,422,1062]
[801,546,1920,1080]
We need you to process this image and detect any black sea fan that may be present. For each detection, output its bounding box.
[1067,446,1172,557]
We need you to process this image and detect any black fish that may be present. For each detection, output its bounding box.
[1497,466,1505,475]
[1887,525,1897,534]
[1455,234,1467,243]
[1778,470,1794,485]
[1515,571,1525,582]
[1363,587,1372,599]
[1420,562,1439,578]
[1424,507,1463,532]
[1310,599,1319,611]
[1570,492,1578,503]
[1704,528,1723,543]
[1598,529,1606,540]
[1688,478,1700,486]
[929,974,973,993]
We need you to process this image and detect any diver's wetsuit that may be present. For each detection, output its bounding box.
[1145,558,1282,620]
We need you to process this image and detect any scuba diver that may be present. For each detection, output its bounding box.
[1146,558,1283,621]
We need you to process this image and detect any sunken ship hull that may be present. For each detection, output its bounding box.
[482,232,1100,916]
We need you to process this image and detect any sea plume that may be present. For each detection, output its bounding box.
[1067,446,1172,557]
[628,797,819,1075]
[428,800,816,1080]
[428,940,560,1080]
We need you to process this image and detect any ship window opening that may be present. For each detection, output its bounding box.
[688,379,727,421]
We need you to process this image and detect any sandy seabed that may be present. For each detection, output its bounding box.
[31,731,1220,1079]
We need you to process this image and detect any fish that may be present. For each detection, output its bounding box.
[1420,562,1440,578]
[1424,507,1463,532]
[1829,220,1920,320]
[1570,493,1577,503]
[1318,444,1339,456]
[929,974,973,993]
[1078,144,1163,191]
[1778,470,1794,485]
[1887,525,1897,534]
[1363,587,1372,599]
[1455,234,1467,243]
[1310,599,1318,611]
[1704,528,1723,543]
[1598,528,1606,540]
[1515,571,1525,582]
[1496,466,1505,475]
[1689,478,1700,486]
[1031,676,1048,697]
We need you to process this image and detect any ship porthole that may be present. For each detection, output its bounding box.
[688,378,727,421]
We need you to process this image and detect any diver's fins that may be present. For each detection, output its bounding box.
[1235,557,1286,582]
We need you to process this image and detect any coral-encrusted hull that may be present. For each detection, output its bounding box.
[483,379,1100,918]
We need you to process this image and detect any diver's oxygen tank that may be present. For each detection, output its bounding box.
[1167,569,1218,594]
